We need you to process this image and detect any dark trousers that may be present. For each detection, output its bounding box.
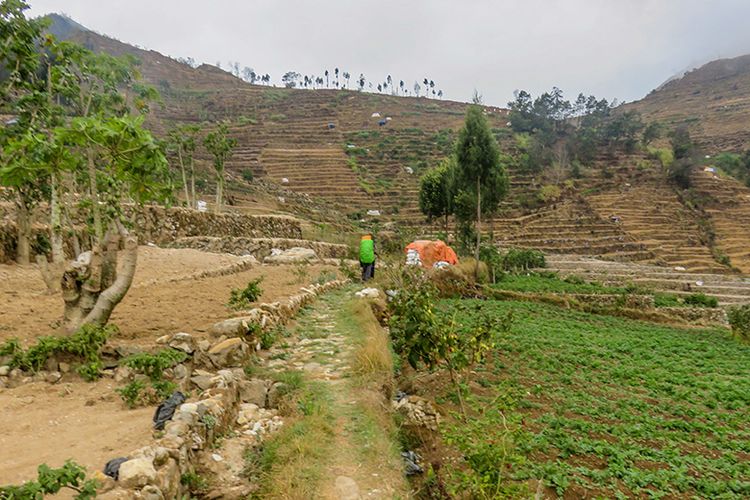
[360,261,375,281]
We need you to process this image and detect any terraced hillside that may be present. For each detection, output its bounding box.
[545,254,750,306]
[690,168,750,273]
[49,15,750,273]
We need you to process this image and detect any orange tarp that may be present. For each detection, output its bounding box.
[405,240,459,268]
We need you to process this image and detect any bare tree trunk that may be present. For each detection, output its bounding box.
[15,196,31,265]
[50,171,64,263]
[62,223,137,332]
[190,157,196,208]
[474,177,481,275]
[215,170,224,214]
[177,147,190,207]
[87,149,103,244]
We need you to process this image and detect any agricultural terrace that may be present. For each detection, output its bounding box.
[432,299,750,499]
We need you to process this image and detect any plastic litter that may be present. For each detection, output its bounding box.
[327,122,336,129]
[153,391,186,430]
[281,177,289,184]
[378,119,387,126]
[371,112,381,118]
[401,451,424,475]
[103,457,129,480]
[196,200,208,212]
[367,209,381,216]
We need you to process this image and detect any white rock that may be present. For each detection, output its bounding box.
[211,453,223,462]
[118,458,157,488]
[0,366,10,377]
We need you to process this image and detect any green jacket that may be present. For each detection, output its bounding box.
[359,238,375,264]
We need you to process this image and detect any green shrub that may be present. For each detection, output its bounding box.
[122,349,188,382]
[0,324,114,376]
[727,305,750,342]
[538,184,562,203]
[647,146,674,168]
[116,380,146,409]
[683,293,719,308]
[241,168,254,182]
[229,277,264,309]
[0,460,98,499]
[501,248,545,272]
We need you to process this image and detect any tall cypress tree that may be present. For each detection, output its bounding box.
[454,105,508,266]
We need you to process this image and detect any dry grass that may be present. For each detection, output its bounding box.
[346,299,394,382]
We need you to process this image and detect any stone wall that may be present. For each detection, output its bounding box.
[97,279,348,499]
[170,236,350,259]
[0,206,302,263]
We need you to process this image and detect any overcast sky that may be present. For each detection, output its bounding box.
[27,0,750,107]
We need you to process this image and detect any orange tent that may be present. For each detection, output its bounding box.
[405,240,459,268]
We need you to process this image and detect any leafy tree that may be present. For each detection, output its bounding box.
[324,69,329,87]
[203,122,237,214]
[419,157,455,233]
[642,121,663,146]
[399,79,404,95]
[343,71,350,88]
[454,106,508,265]
[281,71,300,88]
[358,73,365,91]
[242,66,257,84]
[670,125,694,160]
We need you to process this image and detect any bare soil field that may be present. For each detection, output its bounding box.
[0,246,342,488]
[0,246,340,347]
[0,379,153,485]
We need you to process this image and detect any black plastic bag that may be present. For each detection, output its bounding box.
[103,457,129,480]
[153,391,186,430]
[401,450,423,476]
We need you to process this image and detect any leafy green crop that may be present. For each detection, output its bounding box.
[435,299,750,498]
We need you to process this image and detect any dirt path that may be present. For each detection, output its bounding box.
[261,290,408,499]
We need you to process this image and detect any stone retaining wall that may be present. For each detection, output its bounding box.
[170,236,350,259]
[98,279,348,499]
[0,206,302,263]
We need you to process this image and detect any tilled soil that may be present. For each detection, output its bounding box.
[0,246,339,347]
[0,379,153,485]
[0,245,341,487]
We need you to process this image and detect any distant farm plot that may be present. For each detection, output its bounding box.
[436,299,750,498]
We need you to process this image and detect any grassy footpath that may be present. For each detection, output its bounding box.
[244,289,408,499]
[431,299,750,498]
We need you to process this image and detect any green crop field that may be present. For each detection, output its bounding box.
[435,299,750,498]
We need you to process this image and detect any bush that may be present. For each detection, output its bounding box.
[647,146,674,168]
[538,184,562,203]
[229,277,264,309]
[0,460,98,499]
[727,305,750,342]
[683,293,718,308]
[501,248,545,272]
[122,349,188,382]
[118,349,187,407]
[241,168,254,182]
[0,324,114,377]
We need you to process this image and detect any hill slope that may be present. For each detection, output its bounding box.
[624,53,750,152]
[49,15,750,273]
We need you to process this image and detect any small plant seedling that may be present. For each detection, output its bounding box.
[229,277,264,310]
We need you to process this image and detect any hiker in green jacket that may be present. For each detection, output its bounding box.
[359,233,376,281]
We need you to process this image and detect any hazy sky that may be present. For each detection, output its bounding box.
[27,0,750,107]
